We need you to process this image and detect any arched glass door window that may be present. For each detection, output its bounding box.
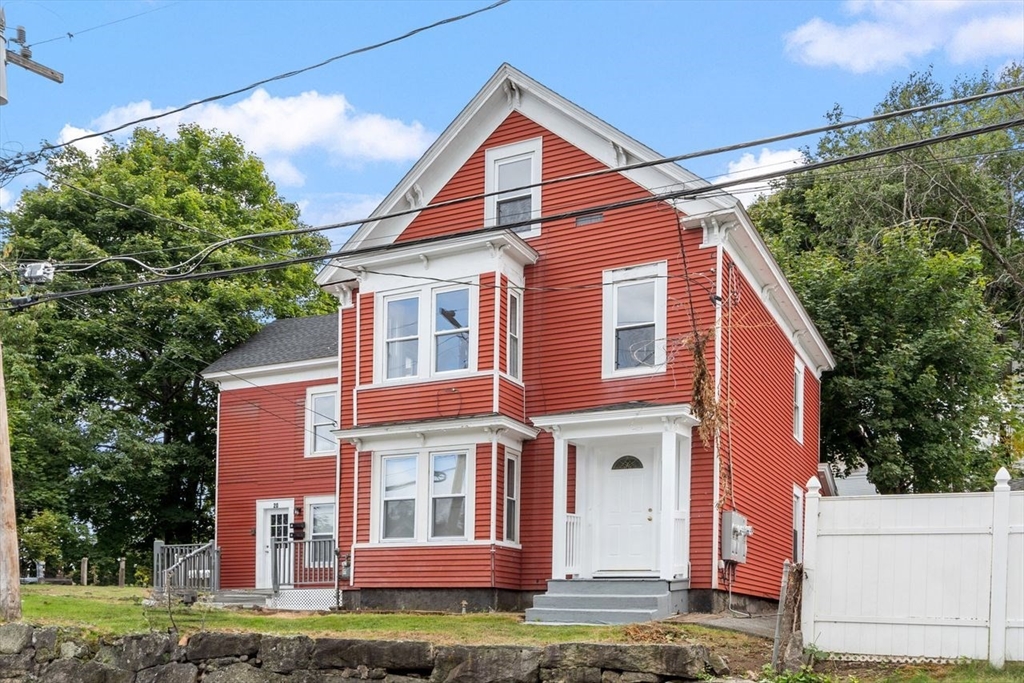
[611,455,643,470]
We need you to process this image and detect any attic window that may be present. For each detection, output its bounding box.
[485,138,542,238]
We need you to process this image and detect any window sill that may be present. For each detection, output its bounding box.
[601,365,667,381]
[356,539,490,549]
[304,451,337,459]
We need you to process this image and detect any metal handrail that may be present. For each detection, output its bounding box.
[161,540,219,594]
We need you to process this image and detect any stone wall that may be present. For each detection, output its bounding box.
[0,623,731,682]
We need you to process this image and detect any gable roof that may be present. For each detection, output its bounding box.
[202,313,338,375]
[317,63,733,286]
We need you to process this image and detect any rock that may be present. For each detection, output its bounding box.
[313,639,434,673]
[0,651,34,677]
[782,631,803,673]
[386,675,432,683]
[59,639,90,660]
[0,623,33,654]
[260,635,314,673]
[202,662,289,683]
[31,627,58,662]
[540,665,603,682]
[542,644,709,680]
[186,632,261,661]
[98,633,173,671]
[136,662,200,683]
[618,674,659,683]
[431,645,541,683]
[707,653,730,677]
[40,658,134,683]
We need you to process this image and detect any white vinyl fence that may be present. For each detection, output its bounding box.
[801,468,1023,668]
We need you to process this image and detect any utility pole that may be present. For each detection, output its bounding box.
[0,10,62,622]
[1,8,65,106]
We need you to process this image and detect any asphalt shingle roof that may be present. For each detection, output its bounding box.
[202,313,338,375]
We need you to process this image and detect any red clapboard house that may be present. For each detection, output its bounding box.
[202,64,834,621]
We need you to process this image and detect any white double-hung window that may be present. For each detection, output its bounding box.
[305,495,336,565]
[504,453,520,543]
[507,291,522,380]
[377,449,472,542]
[382,285,475,382]
[485,138,542,238]
[602,261,667,378]
[305,387,338,456]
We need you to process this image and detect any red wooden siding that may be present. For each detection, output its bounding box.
[479,271,496,371]
[719,255,820,599]
[356,450,371,544]
[357,376,495,424]
[688,441,716,591]
[354,545,494,588]
[357,293,374,400]
[520,432,554,592]
[497,377,525,422]
[216,381,336,589]
[474,443,492,541]
[498,275,509,375]
[496,444,506,543]
[493,545,521,589]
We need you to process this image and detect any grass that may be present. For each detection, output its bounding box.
[15,586,1024,683]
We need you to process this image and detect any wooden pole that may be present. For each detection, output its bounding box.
[0,338,22,621]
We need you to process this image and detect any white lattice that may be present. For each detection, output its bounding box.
[269,588,338,611]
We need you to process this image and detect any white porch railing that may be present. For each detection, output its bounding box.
[271,538,340,592]
[565,513,582,575]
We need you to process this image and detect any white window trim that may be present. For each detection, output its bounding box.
[371,447,476,544]
[507,289,523,381]
[304,494,336,568]
[601,261,668,379]
[485,138,543,238]
[504,451,521,545]
[304,385,338,457]
[793,356,805,443]
[376,282,479,384]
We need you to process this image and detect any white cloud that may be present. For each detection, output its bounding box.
[264,158,306,188]
[85,89,433,163]
[57,124,107,158]
[721,148,804,208]
[785,1,1024,73]
[0,187,13,211]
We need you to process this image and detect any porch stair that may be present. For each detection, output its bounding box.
[525,579,685,625]
[210,589,273,608]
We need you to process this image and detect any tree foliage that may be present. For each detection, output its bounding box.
[1,125,333,573]
[750,66,1024,493]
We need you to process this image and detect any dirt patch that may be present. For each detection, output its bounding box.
[623,622,773,677]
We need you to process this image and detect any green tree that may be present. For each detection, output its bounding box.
[1,125,333,568]
[750,66,1023,492]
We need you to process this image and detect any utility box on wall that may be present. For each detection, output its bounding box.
[722,510,753,563]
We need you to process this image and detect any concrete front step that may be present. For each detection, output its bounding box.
[211,590,273,607]
[526,579,685,625]
[526,607,662,625]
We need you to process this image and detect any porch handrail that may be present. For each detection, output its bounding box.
[565,513,582,575]
[160,540,219,594]
[270,537,338,593]
[153,540,212,590]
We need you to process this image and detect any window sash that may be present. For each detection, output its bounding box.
[310,393,336,453]
[508,292,521,379]
[793,361,805,441]
[434,288,470,373]
[382,455,417,539]
[430,452,467,538]
[386,296,420,379]
[504,455,519,543]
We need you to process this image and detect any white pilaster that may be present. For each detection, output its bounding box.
[659,429,678,581]
[801,476,821,643]
[551,431,568,579]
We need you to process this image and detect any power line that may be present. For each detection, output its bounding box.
[25,3,178,48]
[7,112,1021,311]
[0,0,509,179]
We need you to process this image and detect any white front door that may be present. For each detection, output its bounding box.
[596,448,656,572]
[255,500,292,589]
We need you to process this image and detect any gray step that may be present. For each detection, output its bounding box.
[212,590,272,607]
[544,579,670,596]
[525,607,660,625]
[531,593,668,611]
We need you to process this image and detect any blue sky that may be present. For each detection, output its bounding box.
[1,0,1022,246]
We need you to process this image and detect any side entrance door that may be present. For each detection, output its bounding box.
[255,499,293,589]
[595,448,656,573]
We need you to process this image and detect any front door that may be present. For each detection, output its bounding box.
[596,449,656,572]
[255,500,292,589]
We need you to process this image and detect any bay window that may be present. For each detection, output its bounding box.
[380,284,476,382]
[376,449,474,543]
